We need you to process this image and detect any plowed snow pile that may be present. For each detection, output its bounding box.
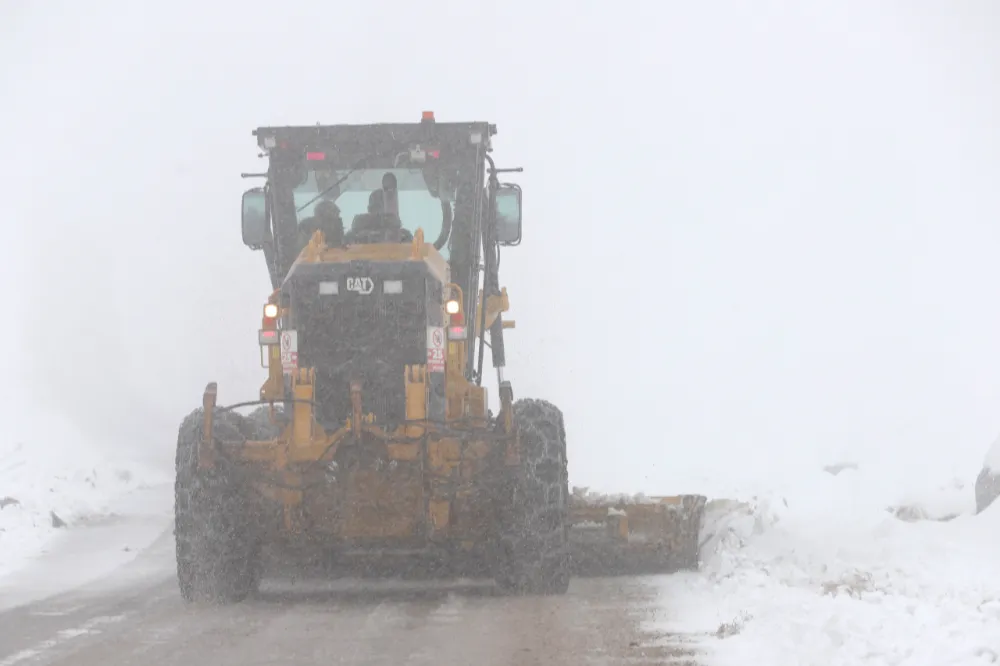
[0,411,170,578]
[649,465,1000,666]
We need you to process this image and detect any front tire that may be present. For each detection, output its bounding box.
[494,398,571,596]
[174,407,262,604]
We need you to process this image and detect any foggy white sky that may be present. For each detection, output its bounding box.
[2,1,999,494]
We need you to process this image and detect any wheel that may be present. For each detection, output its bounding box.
[494,398,571,595]
[243,404,286,440]
[174,407,262,604]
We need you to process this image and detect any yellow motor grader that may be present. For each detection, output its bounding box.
[173,112,706,603]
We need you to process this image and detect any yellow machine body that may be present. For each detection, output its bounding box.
[197,229,519,573]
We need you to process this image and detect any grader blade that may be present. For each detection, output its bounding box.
[566,492,708,576]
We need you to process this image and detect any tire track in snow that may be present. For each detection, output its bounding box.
[0,614,127,666]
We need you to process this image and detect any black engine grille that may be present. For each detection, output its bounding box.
[286,263,442,429]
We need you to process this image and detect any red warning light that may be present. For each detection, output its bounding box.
[258,329,279,345]
[422,111,435,121]
[306,152,326,161]
[428,150,440,159]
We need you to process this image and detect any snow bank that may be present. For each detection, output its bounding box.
[0,410,171,577]
[571,486,666,505]
[648,464,1000,666]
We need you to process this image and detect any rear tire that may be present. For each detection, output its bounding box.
[174,407,262,604]
[494,398,571,596]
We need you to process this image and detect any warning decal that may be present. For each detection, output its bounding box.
[280,330,298,373]
[426,326,445,373]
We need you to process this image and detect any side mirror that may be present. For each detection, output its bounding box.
[242,187,270,249]
[493,183,522,246]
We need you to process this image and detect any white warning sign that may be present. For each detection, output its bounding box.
[426,326,445,373]
[280,330,298,373]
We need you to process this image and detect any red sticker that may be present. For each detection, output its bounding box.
[427,326,446,373]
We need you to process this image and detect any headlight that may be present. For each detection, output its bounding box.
[445,299,460,314]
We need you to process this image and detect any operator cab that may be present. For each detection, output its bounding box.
[239,114,525,306]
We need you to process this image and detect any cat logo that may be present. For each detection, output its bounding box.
[346,277,375,295]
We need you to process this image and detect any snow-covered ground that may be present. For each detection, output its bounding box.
[3,400,999,666]
[648,463,1000,666]
[0,410,173,605]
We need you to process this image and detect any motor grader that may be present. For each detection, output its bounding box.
[173,112,706,603]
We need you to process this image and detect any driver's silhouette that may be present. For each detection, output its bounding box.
[347,172,408,243]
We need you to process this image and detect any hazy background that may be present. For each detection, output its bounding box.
[2,0,998,495]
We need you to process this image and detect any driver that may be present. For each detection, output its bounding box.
[297,199,344,251]
[367,188,386,215]
[348,172,408,242]
[314,199,345,246]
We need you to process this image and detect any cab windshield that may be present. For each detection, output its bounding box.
[294,167,452,259]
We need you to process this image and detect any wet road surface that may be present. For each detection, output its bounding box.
[0,529,703,666]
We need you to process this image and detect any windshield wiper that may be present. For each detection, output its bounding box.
[295,155,371,214]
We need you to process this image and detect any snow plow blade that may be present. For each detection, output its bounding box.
[566,491,708,576]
